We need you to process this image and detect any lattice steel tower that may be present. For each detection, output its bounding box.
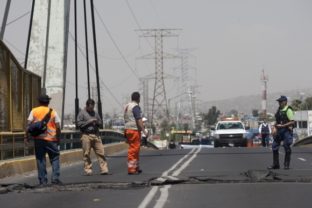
[138,29,180,125]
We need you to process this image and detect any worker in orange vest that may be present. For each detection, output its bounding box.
[25,94,62,186]
[124,92,148,175]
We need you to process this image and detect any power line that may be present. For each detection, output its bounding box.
[124,0,153,50]
[6,11,30,26]
[68,32,123,108]
[94,7,139,80]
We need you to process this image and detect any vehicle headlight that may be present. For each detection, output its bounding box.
[214,134,220,139]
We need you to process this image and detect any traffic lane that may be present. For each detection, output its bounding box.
[165,183,312,208]
[0,187,151,208]
[0,148,194,187]
[0,148,196,208]
[172,147,312,182]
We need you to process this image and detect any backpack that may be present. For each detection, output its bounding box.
[28,108,53,137]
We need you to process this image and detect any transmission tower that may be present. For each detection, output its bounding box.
[175,49,198,129]
[139,74,154,122]
[137,29,180,126]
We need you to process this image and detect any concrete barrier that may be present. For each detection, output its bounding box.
[293,135,312,147]
[0,142,128,179]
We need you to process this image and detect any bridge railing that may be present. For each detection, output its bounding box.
[0,129,125,161]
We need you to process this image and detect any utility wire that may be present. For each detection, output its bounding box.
[94,7,139,80]
[69,32,123,108]
[6,11,30,26]
[124,0,153,50]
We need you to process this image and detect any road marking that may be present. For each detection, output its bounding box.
[154,147,201,208]
[138,147,200,208]
[155,185,171,208]
[298,157,307,162]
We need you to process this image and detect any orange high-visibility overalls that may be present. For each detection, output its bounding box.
[124,102,142,173]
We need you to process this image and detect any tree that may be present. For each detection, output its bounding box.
[303,97,312,110]
[291,97,312,111]
[202,106,220,126]
[252,109,259,117]
[291,99,302,111]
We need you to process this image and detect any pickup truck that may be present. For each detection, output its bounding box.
[212,120,247,147]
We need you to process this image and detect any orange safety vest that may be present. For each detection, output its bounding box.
[31,106,59,142]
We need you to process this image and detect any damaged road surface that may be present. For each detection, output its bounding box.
[1,147,312,208]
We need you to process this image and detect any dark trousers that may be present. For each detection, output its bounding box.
[261,134,269,147]
[34,139,60,184]
[272,128,293,152]
[272,128,293,168]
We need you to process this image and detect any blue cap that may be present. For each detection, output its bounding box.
[276,95,287,102]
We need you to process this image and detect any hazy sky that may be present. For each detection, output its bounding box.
[1,0,312,114]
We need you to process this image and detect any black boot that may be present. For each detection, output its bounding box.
[284,151,291,170]
[268,150,280,169]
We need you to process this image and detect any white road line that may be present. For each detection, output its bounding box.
[172,147,201,177]
[154,185,171,208]
[162,148,197,177]
[154,147,202,208]
[138,187,159,208]
[298,157,307,162]
[138,148,199,208]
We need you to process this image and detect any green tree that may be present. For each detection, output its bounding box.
[291,97,312,110]
[252,109,259,117]
[291,99,302,111]
[303,97,312,110]
[202,106,220,126]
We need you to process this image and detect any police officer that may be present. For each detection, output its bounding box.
[268,95,295,170]
[259,119,272,147]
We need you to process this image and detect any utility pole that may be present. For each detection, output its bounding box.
[260,69,268,118]
[137,29,180,127]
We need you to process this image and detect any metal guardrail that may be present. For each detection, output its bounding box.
[0,129,125,161]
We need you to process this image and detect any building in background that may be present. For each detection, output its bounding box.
[294,110,312,139]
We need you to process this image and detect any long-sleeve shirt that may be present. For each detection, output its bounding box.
[77,108,102,134]
[259,123,272,135]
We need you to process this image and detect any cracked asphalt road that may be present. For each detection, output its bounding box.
[1,147,312,208]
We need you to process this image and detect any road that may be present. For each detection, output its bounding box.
[1,146,312,208]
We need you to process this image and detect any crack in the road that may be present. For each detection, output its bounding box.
[1,170,312,194]
[0,181,148,194]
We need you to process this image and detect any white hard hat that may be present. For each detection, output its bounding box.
[142,117,147,122]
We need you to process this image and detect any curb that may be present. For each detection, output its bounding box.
[0,142,128,179]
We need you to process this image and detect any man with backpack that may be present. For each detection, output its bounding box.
[258,119,272,147]
[25,94,62,186]
[268,95,295,170]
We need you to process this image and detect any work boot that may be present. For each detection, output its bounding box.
[284,152,291,170]
[268,151,280,169]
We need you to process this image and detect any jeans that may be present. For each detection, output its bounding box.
[34,139,60,184]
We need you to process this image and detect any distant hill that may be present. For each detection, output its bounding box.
[199,88,312,115]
